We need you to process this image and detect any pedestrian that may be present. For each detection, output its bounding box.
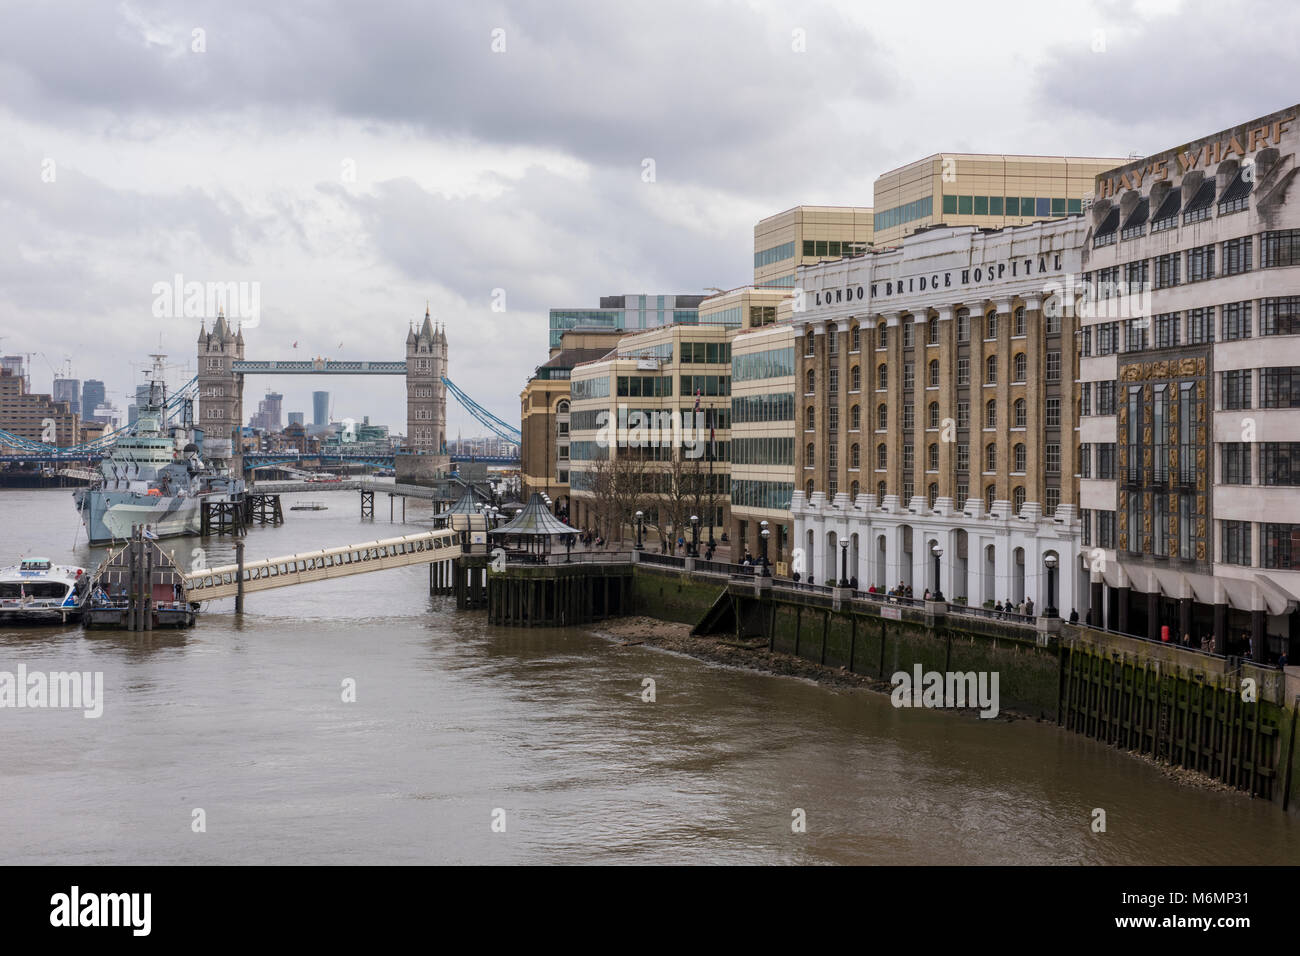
[923,588,931,601]
[1280,651,1289,668]
[1182,632,1191,647]
[792,571,801,583]
[1068,608,1079,624]
[995,600,1004,615]
[850,576,858,590]
[808,575,814,586]
[1025,597,1034,616]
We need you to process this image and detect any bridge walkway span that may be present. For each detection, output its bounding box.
[183,527,463,601]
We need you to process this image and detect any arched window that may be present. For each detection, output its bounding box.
[805,369,815,394]
[928,359,939,387]
[804,335,815,357]
[928,401,939,429]
[1014,352,1026,382]
[850,325,861,351]
[985,485,996,512]
[985,443,997,472]
[877,364,887,389]
[850,480,860,499]
[985,399,997,429]
[806,442,815,467]
[928,482,938,508]
[1014,306,1026,336]
[806,479,815,497]
[851,365,861,391]
[1014,398,1027,428]
[806,406,815,430]
[1014,485,1026,512]
[877,444,888,470]
[928,443,939,470]
[877,481,887,500]
[877,404,888,430]
[1014,443,1026,471]
[986,355,998,383]
[928,318,938,345]
[851,443,861,468]
[556,400,570,414]
[903,320,915,348]
[986,311,999,338]
[957,308,971,342]
[877,322,887,348]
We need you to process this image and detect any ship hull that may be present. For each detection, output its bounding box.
[80,492,209,544]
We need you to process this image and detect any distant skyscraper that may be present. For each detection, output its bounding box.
[127,383,152,427]
[288,412,304,426]
[52,378,80,417]
[250,391,285,432]
[82,380,106,421]
[312,391,330,427]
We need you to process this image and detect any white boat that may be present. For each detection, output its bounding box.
[0,558,90,624]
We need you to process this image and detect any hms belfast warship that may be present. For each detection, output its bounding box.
[74,355,244,544]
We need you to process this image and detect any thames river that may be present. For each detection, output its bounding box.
[0,487,1295,864]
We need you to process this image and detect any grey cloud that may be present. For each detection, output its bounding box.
[0,0,898,193]
[1034,0,1300,148]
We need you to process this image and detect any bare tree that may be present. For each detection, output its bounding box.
[587,452,648,545]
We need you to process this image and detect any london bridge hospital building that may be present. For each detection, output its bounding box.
[792,217,1086,615]
[791,107,1300,661]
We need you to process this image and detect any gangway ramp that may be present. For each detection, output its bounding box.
[183,528,463,601]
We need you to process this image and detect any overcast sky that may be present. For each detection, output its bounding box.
[1,0,1295,436]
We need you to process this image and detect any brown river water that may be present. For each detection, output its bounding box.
[0,487,1295,864]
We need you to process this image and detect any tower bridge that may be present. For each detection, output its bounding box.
[197,306,520,481]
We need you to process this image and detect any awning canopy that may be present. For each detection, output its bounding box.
[489,493,574,538]
[1082,558,1296,615]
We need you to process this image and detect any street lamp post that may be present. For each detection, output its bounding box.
[1044,553,1058,618]
[634,510,644,550]
[759,520,769,571]
[690,515,700,557]
[839,541,848,587]
[759,528,771,576]
[931,543,944,602]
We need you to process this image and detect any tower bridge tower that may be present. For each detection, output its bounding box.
[400,306,450,481]
[196,311,245,473]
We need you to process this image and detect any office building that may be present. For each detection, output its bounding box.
[288,411,304,427]
[548,294,708,349]
[568,323,732,545]
[313,391,330,428]
[728,319,796,567]
[753,206,874,289]
[249,391,284,432]
[519,329,625,514]
[81,380,106,422]
[52,377,80,418]
[871,153,1125,246]
[1078,105,1300,659]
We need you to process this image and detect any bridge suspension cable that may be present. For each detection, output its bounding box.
[441,377,521,445]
